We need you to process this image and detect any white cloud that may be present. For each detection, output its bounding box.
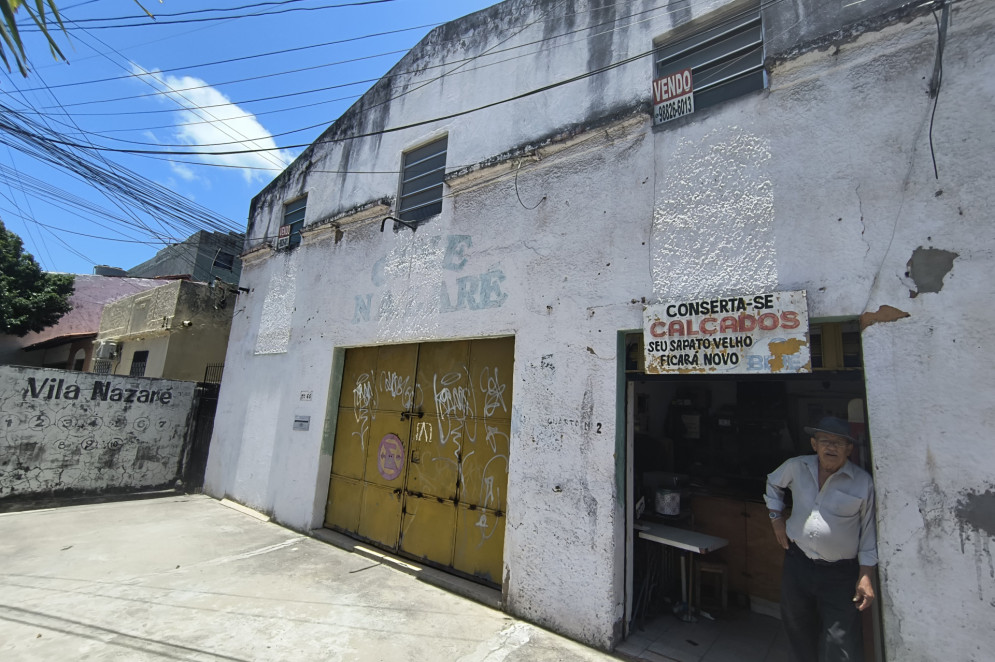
[170,162,196,181]
[131,65,295,184]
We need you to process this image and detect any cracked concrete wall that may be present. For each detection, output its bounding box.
[0,366,197,499]
[206,0,994,655]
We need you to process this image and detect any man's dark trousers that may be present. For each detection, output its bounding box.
[780,542,863,662]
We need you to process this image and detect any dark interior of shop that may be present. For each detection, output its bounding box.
[632,371,869,505]
[622,323,881,662]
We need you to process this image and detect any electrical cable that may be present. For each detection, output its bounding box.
[928,1,949,180]
[0,105,242,234]
[27,18,444,79]
[6,0,939,274]
[20,0,400,31]
[65,0,391,23]
[0,149,57,269]
[46,13,295,173]
[25,0,674,114]
[28,67,188,246]
[9,0,708,156]
[27,51,404,108]
[0,44,670,158]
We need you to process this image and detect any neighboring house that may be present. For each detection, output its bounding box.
[203,1,994,660]
[0,274,165,371]
[127,230,245,286]
[93,279,235,382]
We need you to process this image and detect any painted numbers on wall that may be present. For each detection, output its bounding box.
[0,366,195,499]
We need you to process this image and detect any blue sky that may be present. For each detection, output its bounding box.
[0,0,497,275]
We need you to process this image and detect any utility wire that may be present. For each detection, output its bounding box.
[26,0,665,112]
[11,26,432,93]
[0,40,698,158]
[12,0,658,115]
[21,0,400,31]
[55,12,294,172]
[11,0,686,152]
[65,0,390,23]
[0,105,241,232]
[21,50,407,104]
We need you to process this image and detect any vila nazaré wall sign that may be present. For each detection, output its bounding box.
[643,291,811,374]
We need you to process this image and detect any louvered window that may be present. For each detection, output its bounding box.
[280,196,306,249]
[398,136,447,223]
[655,8,764,112]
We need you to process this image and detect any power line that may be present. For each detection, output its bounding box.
[0,103,242,233]
[55,13,294,173]
[24,0,658,113]
[4,0,780,166]
[67,0,387,23]
[22,0,400,31]
[12,0,651,114]
[11,24,436,92]
[12,0,678,154]
[4,40,662,159]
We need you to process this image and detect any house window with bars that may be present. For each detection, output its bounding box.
[655,5,764,114]
[129,350,149,378]
[398,136,447,223]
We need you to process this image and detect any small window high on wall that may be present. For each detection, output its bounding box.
[279,196,307,250]
[655,4,764,112]
[213,251,235,271]
[398,136,447,223]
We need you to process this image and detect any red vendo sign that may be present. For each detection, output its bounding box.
[653,68,693,104]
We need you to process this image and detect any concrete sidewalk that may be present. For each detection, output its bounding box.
[0,494,620,662]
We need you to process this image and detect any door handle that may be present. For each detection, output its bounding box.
[411,451,421,464]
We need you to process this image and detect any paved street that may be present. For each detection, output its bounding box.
[0,494,620,662]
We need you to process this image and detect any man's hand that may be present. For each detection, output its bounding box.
[853,567,875,611]
[770,515,788,549]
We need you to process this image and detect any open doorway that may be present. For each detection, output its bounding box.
[620,321,883,662]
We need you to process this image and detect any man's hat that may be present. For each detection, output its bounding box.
[804,416,858,444]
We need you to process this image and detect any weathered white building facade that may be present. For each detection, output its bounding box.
[205,0,995,658]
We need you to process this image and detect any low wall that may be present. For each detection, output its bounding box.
[0,366,197,499]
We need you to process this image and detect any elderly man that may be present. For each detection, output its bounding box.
[765,416,877,662]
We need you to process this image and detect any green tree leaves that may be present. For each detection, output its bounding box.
[0,0,68,76]
[0,219,74,336]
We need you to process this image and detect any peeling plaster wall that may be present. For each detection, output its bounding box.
[210,121,656,648]
[650,3,995,659]
[244,0,732,251]
[207,0,995,656]
[0,366,196,498]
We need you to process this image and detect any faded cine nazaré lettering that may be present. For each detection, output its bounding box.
[352,234,509,324]
[24,377,174,405]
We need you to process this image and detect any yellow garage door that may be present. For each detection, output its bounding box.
[324,337,513,585]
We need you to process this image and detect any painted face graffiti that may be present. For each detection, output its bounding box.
[377,434,405,481]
